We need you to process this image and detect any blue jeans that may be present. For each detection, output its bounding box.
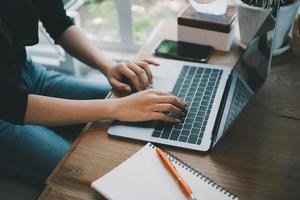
[0,59,111,187]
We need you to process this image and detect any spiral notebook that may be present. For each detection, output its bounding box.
[91,143,238,200]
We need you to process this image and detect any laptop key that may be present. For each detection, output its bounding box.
[204,68,212,73]
[191,128,201,135]
[195,93,203,98]
[190,106,198,112]
[193,121,202,128]
[181,129,190,136]
[179,136,188,142]
[152,130,161,137]
[201,100,209,106]
[174,123,183,129]
[196,90,204,95]
[188,134,198,144]
[187,112,196,118]
[189,87,197,92]
[203,95,210,100]
[178,94,185,99]
[199,131,204,138]
[182,65,189,71]
[199,83,206,87]
[198,87,205,91]
[170,130,180,141]
[185,117,194,124]
[191,83,198,87]
[197,111,206,117]
[191,102,200,107]
[180,88,188,93]
[201,77,208,83]
[183,123,192,130]
[194,97,201,102]
[203,74,209,79]
[206,87,214,91]
[161,131,171,139]
[187,91,194,96]
[197,67,204,72]
[205,91,212,95]
[197,139,202,145]
[185,97,193,103]
[199,106,206,111]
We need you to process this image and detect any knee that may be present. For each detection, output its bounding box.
[100,83,112,98]
[0,123,71,185]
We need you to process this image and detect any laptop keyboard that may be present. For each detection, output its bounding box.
[152,65,223,145]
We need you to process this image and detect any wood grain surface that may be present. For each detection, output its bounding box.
[39,20,300,200]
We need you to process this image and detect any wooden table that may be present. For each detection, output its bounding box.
[38,20,300,200]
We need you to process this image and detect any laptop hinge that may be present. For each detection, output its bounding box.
[210,73,233,147]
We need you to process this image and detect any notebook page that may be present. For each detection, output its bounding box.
[171,155,237,200]
[91,143,237,200]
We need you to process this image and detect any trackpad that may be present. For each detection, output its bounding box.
[152,76,175,92]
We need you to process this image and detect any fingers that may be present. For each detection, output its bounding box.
[152,112,181,123]
[143,58,160,66]
[116,59,158,92]
[153,104,184,115]
[146,89,187,112]
[119,64,141,91]
[137,58,159,84]
[127,62,149,89]
[147,89,171,96]
[110,78,131,92]
[135,61,153,84]
[156,95,187,113]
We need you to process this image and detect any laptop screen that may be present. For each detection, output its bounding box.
[212,5,279,146]
[234,7,278,92]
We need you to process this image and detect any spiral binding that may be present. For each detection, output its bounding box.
[148,143,238,200]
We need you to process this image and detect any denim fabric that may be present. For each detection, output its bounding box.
[0,58,111,186]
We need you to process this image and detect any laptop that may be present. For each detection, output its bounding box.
[108,5,279,152]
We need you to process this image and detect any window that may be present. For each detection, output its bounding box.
[27,0,186,75]
[79,0,186,52]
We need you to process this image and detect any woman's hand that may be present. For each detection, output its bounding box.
[104,58,159,92]
[112,89,187,123]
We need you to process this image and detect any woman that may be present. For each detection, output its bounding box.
[0,0,186,187]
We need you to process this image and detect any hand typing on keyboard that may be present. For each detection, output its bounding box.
[105,58,159,93]
[111,89,187,124]
[121,77,154,94]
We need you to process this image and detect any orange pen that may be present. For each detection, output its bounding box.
[156,147,197,200]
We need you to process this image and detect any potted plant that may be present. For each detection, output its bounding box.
[236,0,300,50]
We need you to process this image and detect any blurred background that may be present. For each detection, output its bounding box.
[26,0,187,79]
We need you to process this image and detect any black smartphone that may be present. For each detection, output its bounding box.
[154,39,214,63]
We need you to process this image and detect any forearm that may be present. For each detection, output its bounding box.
[24,94,118,126]
[57,25,116,75]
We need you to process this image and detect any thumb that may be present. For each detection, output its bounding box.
[110,78,131,92]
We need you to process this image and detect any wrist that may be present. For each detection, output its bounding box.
[95,58,118,76]
[104,98,122,120]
